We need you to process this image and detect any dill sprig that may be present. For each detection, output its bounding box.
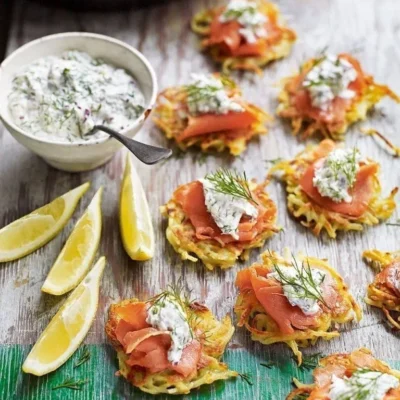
[272,255,328,308]
[238,372,253,386]
[185,83,221,105]
[293,353,323,370]
[74,344,91,368]
[222,5,257,20]
[327,147,359,185]
[292,394,310,400]
[264,157,283,165]
[52,377,88,391]
[147,279,195,338]
[333,368,389,400]
[260,361,276,369]
[205,168,257,205]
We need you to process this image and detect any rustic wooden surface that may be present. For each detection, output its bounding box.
[1,0,400,398]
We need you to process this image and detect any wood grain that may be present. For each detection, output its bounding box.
[1,0,400,398]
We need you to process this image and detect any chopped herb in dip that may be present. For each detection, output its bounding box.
[200,169,258,239]
[186,73,243,116]
[146,294,192,364]
[313,148,361,203]
[303,54,357,111]
[8,50,145,142]
[220,0,268,43]
[329,369,399,400]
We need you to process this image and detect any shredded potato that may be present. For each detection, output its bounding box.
[191,1,296,74]
[270,141,398,238]
[106,299,237,395]
[277,57,400,140]
[286,348,400,399]
[152,75,270,155]
[235,249,362,365]
[363,249,400,329]
[161,180,279,270]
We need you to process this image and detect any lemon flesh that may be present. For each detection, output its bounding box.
[0,182,90,263]
[41,187,103,296]
[120,154,154,261]
[22,256,106,376]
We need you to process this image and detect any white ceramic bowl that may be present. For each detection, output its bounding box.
[0,32,157,172]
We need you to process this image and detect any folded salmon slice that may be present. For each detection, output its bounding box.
[300,161,378,218]
[114,302,150,343]
[205,18,242,54]
[204,13,271,57]
[236,266,319,334]
[175,181,264,244]
[179,110,258,142]
[374,259,400,297]
[292,54,366,124]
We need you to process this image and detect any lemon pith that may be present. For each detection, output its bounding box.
[22,256,106,376]
[0,182,90,263]
[41,187,103,296]
[120,154,154,261]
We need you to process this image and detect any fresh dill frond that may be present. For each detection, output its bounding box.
[52,378,88,391]
[260,361,276,369]
[238,372,253,386]
[264,157,283,165]
[205,168,257,205]
[74,344,91,368]
[292,394,310,400]
[272,255,328,308]
[293,353,323,370]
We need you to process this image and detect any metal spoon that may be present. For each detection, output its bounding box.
[87,125,172,165]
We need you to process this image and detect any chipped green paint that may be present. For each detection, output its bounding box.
[2,345,400,400]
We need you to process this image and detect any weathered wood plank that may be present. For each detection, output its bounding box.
[1,0,400,398]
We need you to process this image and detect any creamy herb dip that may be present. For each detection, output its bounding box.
[303,54,357,111]
[8,50,145,143]
[220,0,268,44]
[146,295,192,364]
[313,148,361,203]
[268,264,326,315]
[200,177,258,239]
[329,370,399,400]
[186,73,243,116]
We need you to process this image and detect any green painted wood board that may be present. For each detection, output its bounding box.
[2,345,400,400]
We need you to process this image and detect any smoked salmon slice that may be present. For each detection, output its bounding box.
[236,266,319,334]
[113,304,203,378]
[175,181,264,244]
[374,259,400,297]
[179,110,258,142]
[204,18,242,54]
[300,161,378,218]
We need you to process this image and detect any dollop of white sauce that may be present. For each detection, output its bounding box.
[200,177,258,240]
[268,264,326,315]
[8,50,145,143]
[187,73,243,116]
[219,0,268,43]
[146,295,192,364]
[303,54,358,111]
[313,148,361,203]
[329,371,399,400]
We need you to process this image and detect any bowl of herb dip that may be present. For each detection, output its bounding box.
[0,32,157,172]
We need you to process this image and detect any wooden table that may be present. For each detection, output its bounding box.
[1,0,400,398]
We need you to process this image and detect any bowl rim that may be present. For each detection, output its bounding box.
[0,31,158,147]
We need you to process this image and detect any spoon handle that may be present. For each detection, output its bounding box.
[94,125,172,165]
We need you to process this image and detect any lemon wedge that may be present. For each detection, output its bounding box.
[41,187,103,296]
[22,256,106,376]
[0,182,90,263]
[120,154,154,261]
